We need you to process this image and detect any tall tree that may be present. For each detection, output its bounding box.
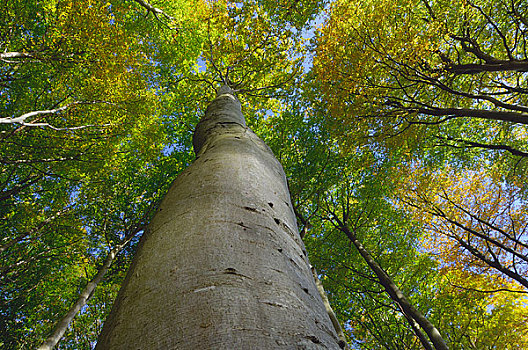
[310,1,528,347]
[96,85,344,349]
[4,0,527,348]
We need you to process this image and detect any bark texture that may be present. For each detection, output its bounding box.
[96,86,342,349]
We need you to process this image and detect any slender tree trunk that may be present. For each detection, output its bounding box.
[96,86,343,349]
[37,211,149,349]
[339,225,449,350]
[402,312,435,350]
[37,248,119,350]
[311,266,349,349]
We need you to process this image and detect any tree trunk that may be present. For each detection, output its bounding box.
[96,86,342,349]
[37,248,118,350]
[37,221,143,349]
[339,225,449,350]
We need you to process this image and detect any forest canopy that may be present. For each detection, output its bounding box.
[1,0,527,349]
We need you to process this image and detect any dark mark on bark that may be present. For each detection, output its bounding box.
[268,202,274,208]
[243,206,258,212]
[278,248,283,253]
[305,335,321,344]
[274,218,280,225]
[262,300,286,308]
[224,267,252,279]
[302,287,309,294]
[237,222,251,230]
[218,121,242,127]
[289,257,300,269]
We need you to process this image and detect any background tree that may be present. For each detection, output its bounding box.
[1,0,206,347]
[315,0,528,168]
[310,0,528,347]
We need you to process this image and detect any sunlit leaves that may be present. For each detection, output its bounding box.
[0,0,204,347]
[398,164,528,289]
[3,0,526,349]
[182,0,305,107]
[433,269,528,349]
[314,0,528,169]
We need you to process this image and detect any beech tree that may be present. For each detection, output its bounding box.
[3,0,527,348]
[311,0,528,348]
[96,85,344,349]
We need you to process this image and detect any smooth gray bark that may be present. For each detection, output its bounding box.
[96,86,342,349]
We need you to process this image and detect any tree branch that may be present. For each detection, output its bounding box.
[435,136,528,158]
[132,0,182,30]
[0,101,115,130]
[415,106,528,125]
[446,60,528,74]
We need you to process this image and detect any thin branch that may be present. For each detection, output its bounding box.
[0,101,115,131]
[132,0,182,30]
[414,106,528,125]
[435,136,528,158]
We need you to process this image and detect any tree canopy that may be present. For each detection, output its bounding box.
[1,0,527,349]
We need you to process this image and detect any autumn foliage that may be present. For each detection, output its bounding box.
[1,0,527,348]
